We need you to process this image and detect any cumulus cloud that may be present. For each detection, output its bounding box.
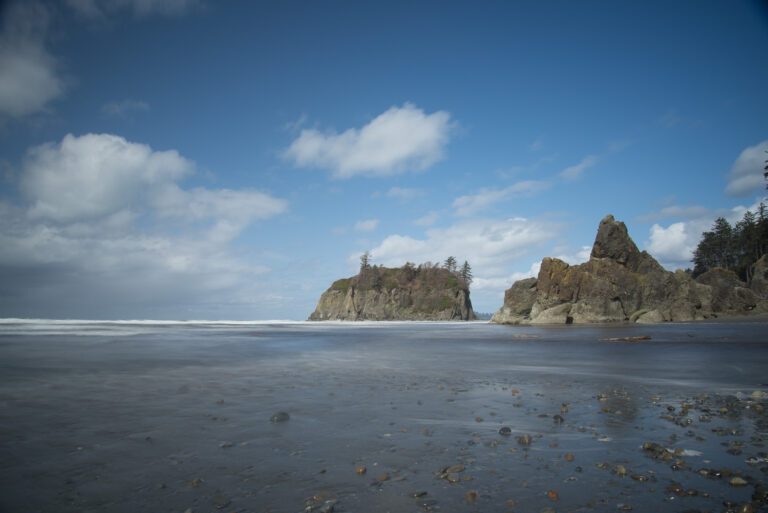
[354,219,380,232]
[1,133,288,319]
[725,140,768,197]
[284,103,454,178]
[21,133,193,223]
[642,202,758,270]
[646,222,697,269]
[452,180,551,216]
[0,2,64,118]
[360,216,561,312]
[559,155,598,181]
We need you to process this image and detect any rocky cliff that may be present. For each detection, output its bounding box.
[491,215,768,325]
[309,265,476,321]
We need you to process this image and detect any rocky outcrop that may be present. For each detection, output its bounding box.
[491,215,768,325]
[309,265,476,321]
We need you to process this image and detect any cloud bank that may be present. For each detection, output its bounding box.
[0,2,63,118]
[284,103,454,178]
[0,133,288,319]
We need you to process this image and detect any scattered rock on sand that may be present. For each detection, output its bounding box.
[270,412,290,423]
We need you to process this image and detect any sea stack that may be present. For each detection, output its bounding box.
[491,215,768,324]
[309,264,476,321]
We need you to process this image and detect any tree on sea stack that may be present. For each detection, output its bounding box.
[360,251,371,274]
[460,261,473,286]
[443,256,457,273]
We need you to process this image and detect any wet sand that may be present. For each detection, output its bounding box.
[1,320,767,512]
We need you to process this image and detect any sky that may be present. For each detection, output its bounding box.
[0,0,767,320]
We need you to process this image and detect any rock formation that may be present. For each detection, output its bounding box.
[491,215,768,324]
[309,265,476,321]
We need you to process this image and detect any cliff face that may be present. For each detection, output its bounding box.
[309,265,476,321]
[492,215,768,325]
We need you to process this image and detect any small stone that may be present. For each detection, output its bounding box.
[499,426,512,436]
[615,465,628,477]
[464,490,477,502]
[475,417,484,422]
[446,464,465,473]
[618,504,632,511]
[377,474,390,482]
[564,453,574,462]
[730,476,749,487]
[355,466,367,475]
[516,434,532,446]
[547,489,559,501]
[270,411,290,423]
[446,473,461,483]
[738,504,755,513]
[412,491,428,498]
[219,441,233,448]
[188,477,203,487]
[553,415,565,424]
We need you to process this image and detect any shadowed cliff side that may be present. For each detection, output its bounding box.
[309,264,476,321]
[492,215,768,325]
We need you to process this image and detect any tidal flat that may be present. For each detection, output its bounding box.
[1,320,767,513]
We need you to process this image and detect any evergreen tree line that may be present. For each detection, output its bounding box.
[692,202,768,282]
[359,252,473,287]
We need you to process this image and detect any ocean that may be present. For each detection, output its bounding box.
[1,319,767,512]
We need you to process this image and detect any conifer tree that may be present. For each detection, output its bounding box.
[443,256,457,273]
[460,260,473,285]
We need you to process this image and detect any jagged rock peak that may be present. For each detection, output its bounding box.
[590,214,641,270]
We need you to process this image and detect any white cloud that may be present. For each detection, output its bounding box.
[101,99,149,117]
[0,2,63,118]
[0,133,289,319]
[724,140,768,197]
[452,180,551,216]
[361,216,561,312]
[646,222,697,269]
[413,211,440,227]
[559,155,598,181]
[386,186,423,201]
[284,103,454,178]
[354,219,380,232]
[367,217,559,278]
[642,202,759,271]
[21,133,193,223]
[554,245,592,265]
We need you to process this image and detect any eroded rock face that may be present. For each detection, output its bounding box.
[491,214,767,324]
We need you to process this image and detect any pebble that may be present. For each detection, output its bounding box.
[355,466,367,475]
[730,476,748,487]
[499,426,512,436]
[464,490,477,502]
[547,489,559,501]
[564,453,574,462]
[516,434,532,445]
[446,464,465,473]
[270,411,290,423]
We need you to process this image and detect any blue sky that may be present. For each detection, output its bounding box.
[1,0,767,320]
